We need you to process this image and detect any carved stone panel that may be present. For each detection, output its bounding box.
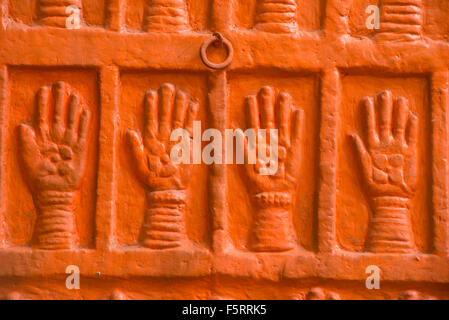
[4,68,99,249]
[338,75,432,253]
[117,72,210,250]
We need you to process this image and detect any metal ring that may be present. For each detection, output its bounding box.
[200,33,234,70]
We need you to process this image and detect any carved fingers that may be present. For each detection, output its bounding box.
[143,90,159,141]
[378,90,394,144]
[18,81,91,190]
[259,86,276,130]
[351,134,374,186]
[363,96,379,148]
[246,95,259,130]
[76,107,90,153]
[245,86,304,189]
[143,83,198,146]
[405,111,418,191]
[278,92,292,148]
[185,100,199,137]
[363,90,418,151]
[126,129,154,183]
[35,81,90,152]
[353,91,419,196]
[37,86,51,141]
[52,81,66,142]
[285,107,304,182]
[128,83,198,190]
[18,122,42,179]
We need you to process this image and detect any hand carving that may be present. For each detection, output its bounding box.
[18,81,91,250]
[244,86,304,252]
[127,83,198,192]
[351,90,418,253]
[19,82,90,192]
[127,83,198,249]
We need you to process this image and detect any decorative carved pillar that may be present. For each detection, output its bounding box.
[38,0,83,28]
[377,0,423,42]
[144,0,190,32]
[254,0,298,34]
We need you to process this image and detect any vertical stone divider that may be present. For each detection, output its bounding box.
[0,66,7,248]
[0,0,8,29]
[208,71,230,253]
[317,69,340,253]
[319,2,348,253]
[431,72,449,256]
[209,0,233,253]
[323,0,353,36]
[95,66,120,251]
[211,0,232,32]
[106,0,127,31]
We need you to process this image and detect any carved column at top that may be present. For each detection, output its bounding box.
[38,0,83,28]
[254,0,298,34]
[144,0,191,33]
[377,0,423,42]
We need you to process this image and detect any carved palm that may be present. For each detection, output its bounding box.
[244,86,304,193]
[351,90,418,198]
[127,83,198,191]
[18,81,90,192]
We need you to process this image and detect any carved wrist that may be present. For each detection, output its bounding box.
[34,191,76,250]
[253,192,292,209]
[367,196,415,253]
[141,190,187,249]
[372,196,410,212]
[251,192,295,252]
[147,190,187,208]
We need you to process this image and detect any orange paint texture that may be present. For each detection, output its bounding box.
[0,0,448,300]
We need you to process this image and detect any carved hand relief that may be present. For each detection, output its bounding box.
[126,83,198,249]
[304,288,340,301]
[254,0,298,33]
[351,90,418,253]
[38,0,83,28]
[243,86,304,252]
[397,290,435,300]
[377,0,423,42]
[18,81,91,250]
[291,288,341,300]
[144,0,190,33]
